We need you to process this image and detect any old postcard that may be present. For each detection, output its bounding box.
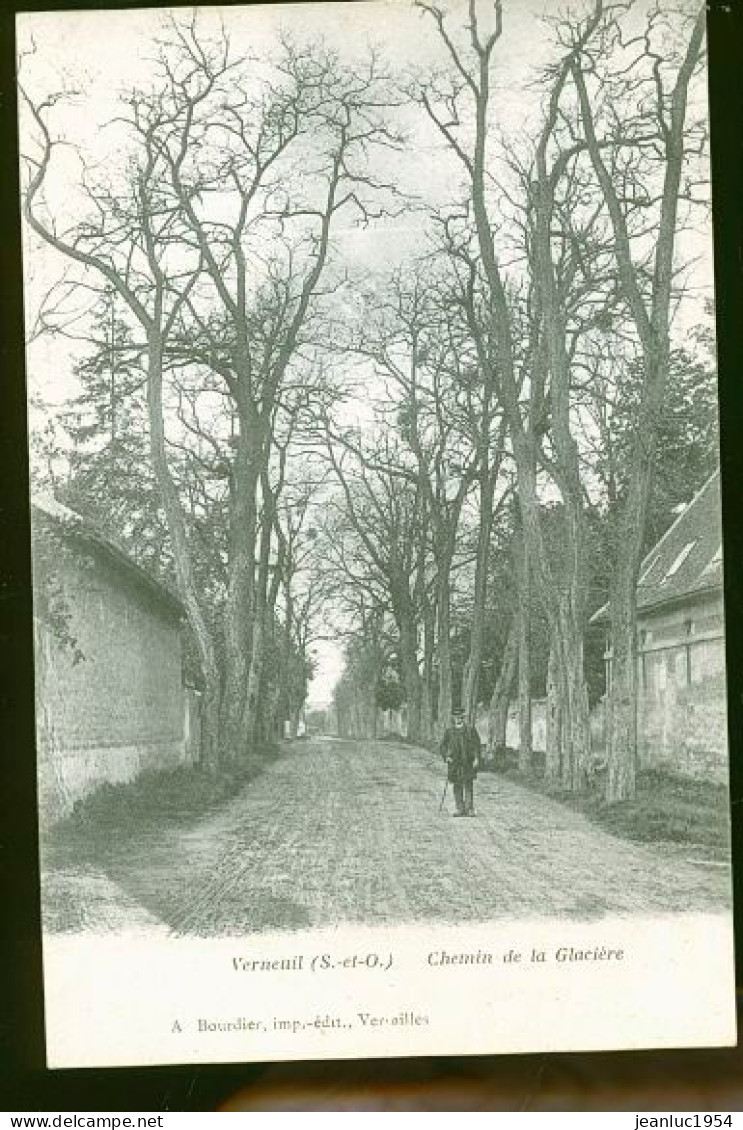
[18,0,735,1068]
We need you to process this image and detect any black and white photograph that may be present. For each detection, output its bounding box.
[17,0,736,1066]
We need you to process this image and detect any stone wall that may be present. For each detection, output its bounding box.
[35,545,191,821]
[596,592,730,783]
[472,700,547,753]
[639,670,728,784]
[635,595,728,784]
[378,706,408,737]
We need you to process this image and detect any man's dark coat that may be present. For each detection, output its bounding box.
[440,724,482,784]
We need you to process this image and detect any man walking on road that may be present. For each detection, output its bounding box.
[440,706,482,817]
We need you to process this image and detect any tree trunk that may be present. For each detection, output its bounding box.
[369,683,379,739]
[242,467,283,750]
[546,597,591,791]
[243,614,266,749]
[221,445,260,759]
[462,468,494,725]
[512,530,533,775]
[487,617,518,755]
[277,586,294,741]
[502,475,591,790]
[391,573,422,743]
[506,438,590,794]
[398,610,422,742]
[570,12,705,803]
[517,608,532,778]
[198,680,222,775]
[243,483,275,750]
[532,145,591,792]
[545,639,561,786]
[605,559,639,801]
[262,681,282,746]
[436,569,453,737]
[145,333,221,771]
[464,43,594,795]
[512,454,590,791]
[599,353,663,802]
[562,614,591,791]
[421,596,436,742]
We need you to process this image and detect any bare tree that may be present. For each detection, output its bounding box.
[22,15,402,764]
[414,0,601,788]
[22,43,222,764]
[486,614,517,756]
[567,1,707,800]
[341,270,496,733]
[322,422,429,741]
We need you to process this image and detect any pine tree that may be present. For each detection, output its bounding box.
[57,294,170,575]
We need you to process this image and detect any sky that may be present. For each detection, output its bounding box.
[17,0,715,710]
[18,0,554,711]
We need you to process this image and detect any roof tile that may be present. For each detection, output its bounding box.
[591,471,722,622]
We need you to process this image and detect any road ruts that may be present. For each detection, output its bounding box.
[146,737,730,935]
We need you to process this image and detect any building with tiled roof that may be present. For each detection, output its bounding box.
[32,494,184,616]
[31,496,201,820]
[592,471,727,783]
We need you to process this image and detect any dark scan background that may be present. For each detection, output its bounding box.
[0,0,741,1112]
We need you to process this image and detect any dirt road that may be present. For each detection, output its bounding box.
[45,737,731,934]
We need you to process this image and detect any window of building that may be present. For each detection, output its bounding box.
[639,555,660,583]
[661,540,696,583]
[702,542,723,577]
